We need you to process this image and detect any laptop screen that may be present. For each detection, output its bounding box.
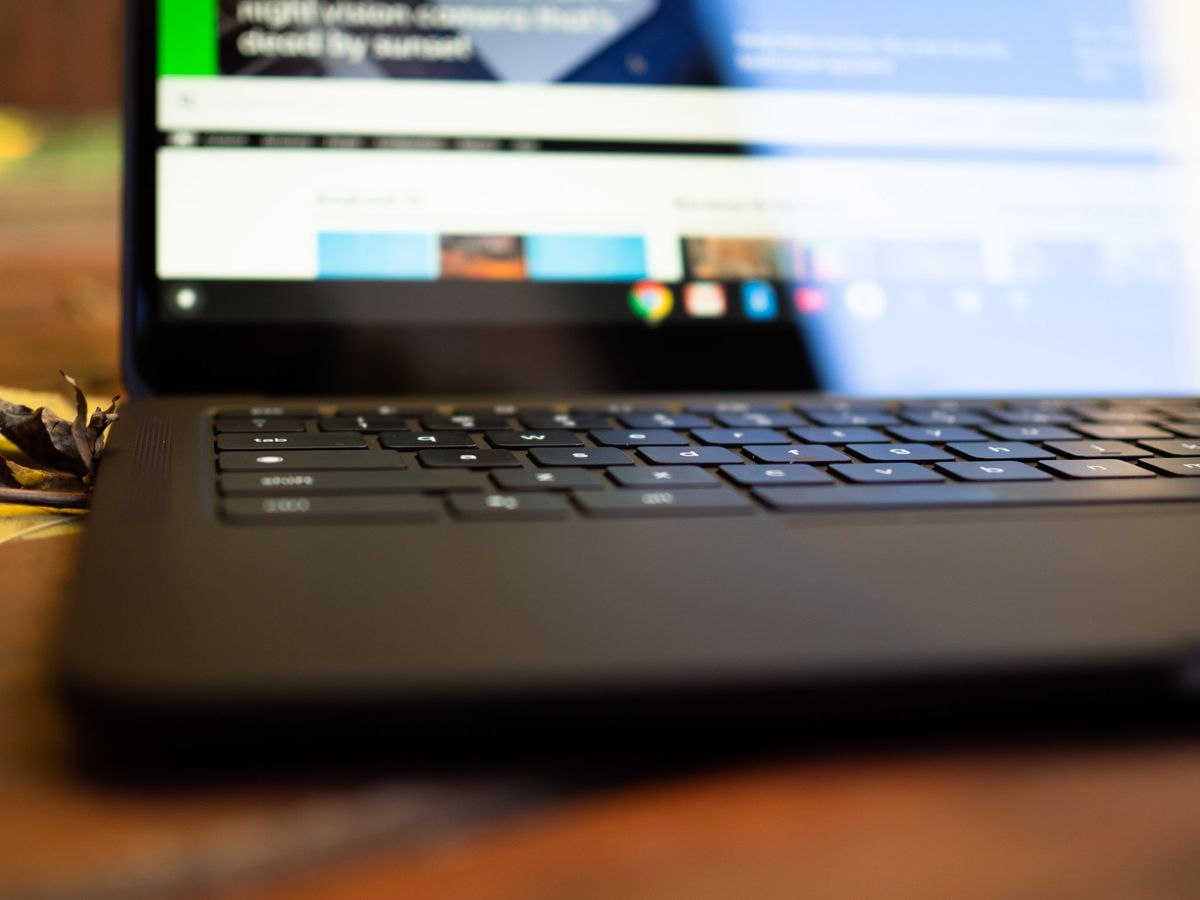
[152,0,1200,394]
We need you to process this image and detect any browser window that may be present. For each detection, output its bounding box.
[154,0,1200,393]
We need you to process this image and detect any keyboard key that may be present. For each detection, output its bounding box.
[899,400,988,414]
[1041,459,1155,479]
[946,441,1053,461]
[485,430,583,448]
[607,466,719,488]
[1044,440,1152,459]
[379,431,477,449]
[742,444,850,464]
[215,417,306,434]
[1139,458,1200,476]
[691,428,789,446]
[620,413,710,429]
[791,427,889,444]
[528,447,634,467]
[935,461,1052,482]
[1138,439,1200,457]
[684,402,779,414]
[720,464,834,486]
[1164,422,1200,437]
[1006,403,1065,415]
[222,495,437,523]
[522,413,611,429]
[491,468,606,491]
[216,433,367,452]
[888,426,985,443]
[1154,403,1200,420]
[831,463,944,484]
[714,412,805,428]
[422,414,510,430]
[449,493,569,522]
[1069,405,1161,423]
[214,406,318,419]
[637,446,742,466]
[807,410,900,426]
[219,470,479,496]
[318,415,410,432]
[989,409,1077,425]
[794,400,891,414]
[980,424,1080,441]
[337,405,435,417]
[589,429,688,447]
[1071,423,1173,440]
[1085,411,1165,424]
[573,404,666,416]
[457,404,550,417]
[217,450,406,471]
[901,410,990,426]
[417,449,521,468]
[574,488,753,518]
[1072,400,1152,410]
[847,443,954,462]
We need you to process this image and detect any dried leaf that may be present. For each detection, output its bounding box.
[65,371,94,475]
[87,395,121,465]
[0,373,119,482]
[0,401,82,475]
[0,456,83,492]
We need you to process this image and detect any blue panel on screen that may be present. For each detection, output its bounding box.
[526,235,647,281]
[696,0,1146,100]
[318,233,438,279]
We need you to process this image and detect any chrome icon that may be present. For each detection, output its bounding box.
[628,281,674,324]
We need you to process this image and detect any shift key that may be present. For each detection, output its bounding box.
[216,432,367,451]
[222,495,438,523]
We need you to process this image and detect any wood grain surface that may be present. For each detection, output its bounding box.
[2,130,1200,900]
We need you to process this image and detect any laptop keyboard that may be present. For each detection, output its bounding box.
[212,399,1200,524]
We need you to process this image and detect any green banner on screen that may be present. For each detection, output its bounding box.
[159,0,218,76]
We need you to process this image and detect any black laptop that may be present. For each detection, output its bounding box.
[61,0,1200,756]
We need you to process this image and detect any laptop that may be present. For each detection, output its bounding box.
[61,0,1200,758]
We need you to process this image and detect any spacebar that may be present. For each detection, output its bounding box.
[755,479,1200,511]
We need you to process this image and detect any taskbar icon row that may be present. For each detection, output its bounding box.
[628,280,1022,325]
[629,280,817,325]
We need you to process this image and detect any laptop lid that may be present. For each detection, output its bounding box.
[127,0,1200,397]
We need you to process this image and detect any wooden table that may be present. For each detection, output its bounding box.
[3,162,1200,900]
